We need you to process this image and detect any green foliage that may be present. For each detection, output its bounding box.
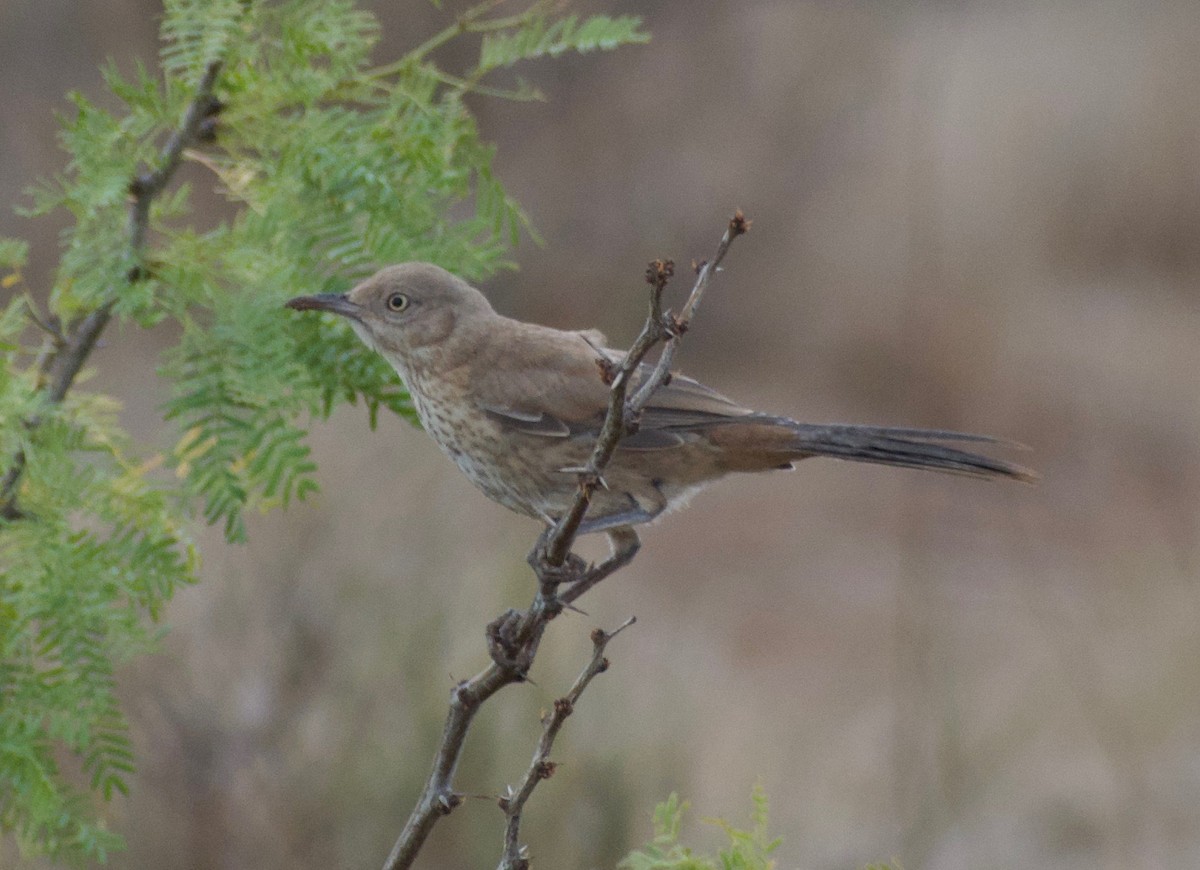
[0,238,28,271]
[0,297,196,860]
[1,0,646,862]
[620,786,782,870]
[479,12,650,74]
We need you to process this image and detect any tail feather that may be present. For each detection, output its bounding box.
[784,422,1036,482]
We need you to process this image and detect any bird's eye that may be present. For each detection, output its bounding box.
[386,292,410,312]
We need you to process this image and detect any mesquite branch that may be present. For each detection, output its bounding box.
[0,60,223,520]
[540,210,750,570]
[381,212,749,870]
[630,209,750,412]
[497,616,637,870]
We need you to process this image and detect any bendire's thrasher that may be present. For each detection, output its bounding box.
[287,263,1032,537]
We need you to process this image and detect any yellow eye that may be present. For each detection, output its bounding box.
[386,292,409,312]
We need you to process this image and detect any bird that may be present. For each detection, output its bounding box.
[286,262,1033,549]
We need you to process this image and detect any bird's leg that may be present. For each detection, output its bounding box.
[597,525,641,575]
[529,499,658,603]
[574,506,658,536]
[494,524,645,671]
[528,525,588,587]
[560,526,641,605]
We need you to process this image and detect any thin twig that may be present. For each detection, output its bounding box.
[382,214,749,870]
[497,616,636,870]
[382,657,521,870]
[0,60,223,520]
[537,210,751,572]
[380,584,565,870]
[629,209,750,413]
[559,526,639,606]
[365,0,514,79]
[22,295,63,346]
[128,61,224,256]
[536,258,676,570]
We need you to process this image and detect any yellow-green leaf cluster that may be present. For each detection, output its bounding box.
[620,786,782,870]
[1,0,647,861]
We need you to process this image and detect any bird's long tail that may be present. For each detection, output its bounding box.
[712,418,1036,482]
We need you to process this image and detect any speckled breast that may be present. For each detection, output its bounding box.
[404,371,567,520]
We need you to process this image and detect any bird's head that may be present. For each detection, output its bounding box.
[286,262,495,369]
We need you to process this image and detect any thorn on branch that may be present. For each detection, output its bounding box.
[561,599,588,617]
[576,469,607,493]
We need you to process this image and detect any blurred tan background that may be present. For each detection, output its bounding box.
[3,1,1200,868]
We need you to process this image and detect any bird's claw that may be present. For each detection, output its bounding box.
[486,609,531,675]
[533,551,588,587]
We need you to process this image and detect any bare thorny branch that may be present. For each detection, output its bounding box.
[0,60,224,521]
[383,212,750,870]
[497,616,636,870]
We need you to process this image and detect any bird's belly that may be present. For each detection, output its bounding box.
[409,385,725,526]
[411,393,575,519]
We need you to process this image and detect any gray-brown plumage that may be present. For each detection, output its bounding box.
[287,263,1033,536]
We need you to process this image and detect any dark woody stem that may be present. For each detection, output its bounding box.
[629,209,750,413]
[382,213,749,870]
[496,617,636,870]
[539,210,750,570]
[0,60,223,520]
[535,258,675,570]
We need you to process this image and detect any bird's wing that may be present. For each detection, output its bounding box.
[470,322,752,448]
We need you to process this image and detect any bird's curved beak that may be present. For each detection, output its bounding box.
[285,293,362,321]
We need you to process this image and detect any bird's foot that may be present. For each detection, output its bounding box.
[486,609,533,676]
[559,527,641,606]
[535,553,588,587]
[527,527,589,588]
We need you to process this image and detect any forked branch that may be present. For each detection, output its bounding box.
[537,209,751,572]
[381,213,749,870]
[0,60,223,520]
[497,616,636,870]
